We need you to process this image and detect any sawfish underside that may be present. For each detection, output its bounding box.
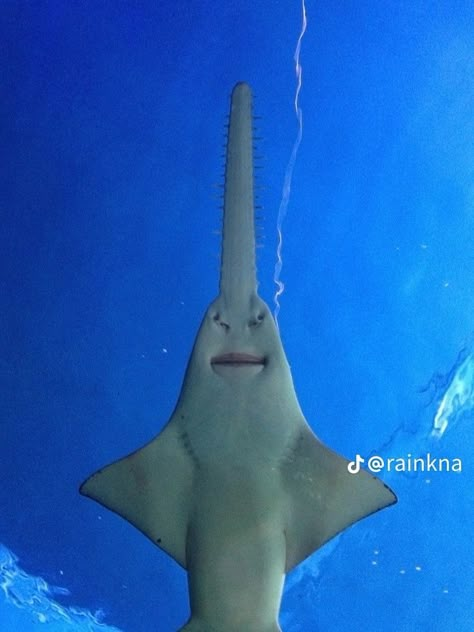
[80,82,396,632]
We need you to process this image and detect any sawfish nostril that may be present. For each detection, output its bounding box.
[212,312,230,330]
[249,313,265,327]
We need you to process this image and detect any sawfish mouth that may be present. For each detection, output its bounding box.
[210,352,266,370]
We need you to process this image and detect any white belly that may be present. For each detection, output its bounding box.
[186,464,286,631]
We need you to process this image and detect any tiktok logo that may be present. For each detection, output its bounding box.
[347,454,365,474]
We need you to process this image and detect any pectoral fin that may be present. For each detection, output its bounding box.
[80,421,194,567]
[282,424,397,571]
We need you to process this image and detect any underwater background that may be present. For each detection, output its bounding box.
[1,1,473,630]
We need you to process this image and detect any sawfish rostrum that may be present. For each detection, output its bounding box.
[80,82,396,632]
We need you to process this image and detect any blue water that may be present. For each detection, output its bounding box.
[2,1,473,630]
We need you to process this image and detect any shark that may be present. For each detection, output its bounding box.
[80,82,397,632]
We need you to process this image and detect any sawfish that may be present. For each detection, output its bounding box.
[80,82,397,632]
